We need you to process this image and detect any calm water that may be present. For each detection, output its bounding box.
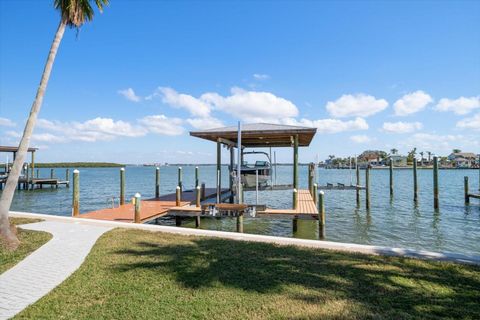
[5,165,480,256]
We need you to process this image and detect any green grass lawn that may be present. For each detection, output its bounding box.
[1,218,51,274]
[16,228,480,319]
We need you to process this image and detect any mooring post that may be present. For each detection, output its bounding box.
[236,212,244,233]
[36,169,39,178]
[25,165,29,190]
[155,167,160,198]
[464,176,470,204]
[178,167,182,192]
[176,186,181,207]
[308,163,314,196]
[195,166,199,189]
[30,151,35,181]
[196,185,201,207]
[175,216,182,227]
[293,134,299,192]
[365,165,370,210]
[65,168,70,187]
[356,162,360,207]
[313,183,318,205]
[201,182,206,200]
[50,169,54,188]
[292,218,298,233]
[134,193,141,223]
[433,156,439,209]
[72,169,79,217]
[318,191,325,240]
[389,159,393,197]
[120,168,125,205]
[216,139,221,202]
[238,182,243,204]
[413,159,418,202]
[293,188,298,210]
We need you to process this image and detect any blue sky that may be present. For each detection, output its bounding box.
[0,0,479,164]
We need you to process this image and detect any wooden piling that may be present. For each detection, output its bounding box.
[176,186,181,206]
[36,169,39,178]
[175,216,182,227]
[236,212,244,233]
[195,215,201,228]
[433,156,439,209]
[201,182,206,200]
[216,139,221,201]
[292,218,298,233]
[120,168,125,205]
[365,165,370,210]
[66,169,70,187]
[293,134,299,191]
[195,166,199,189]
[178,167,182,192]
[155,167,160,198]
[308,162,315,196]
[413,160,418,202]
[30,151,35,181]
[389,159,393,196]
[464,176,470,204]
[313,183,318,205]
[134,193,141,223]
[196,185,201,207]
[50,169,54,188]
[318,191,325,239]
[292,188,298,210]
[72,170,79,217]
[356,162,360,206]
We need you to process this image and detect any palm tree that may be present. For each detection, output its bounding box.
[452,149,461,154]
[0,0,108,250]
[419,151,424,166]
[390,148,398,155]
[427,151,432,163]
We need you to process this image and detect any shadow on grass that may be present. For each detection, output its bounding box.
[115,236,480,319]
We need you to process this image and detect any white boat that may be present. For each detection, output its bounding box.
[234,151,271,188]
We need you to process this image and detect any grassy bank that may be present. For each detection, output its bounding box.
[17,228,480,319]
[33,162,124,168]
[1,218,51,274]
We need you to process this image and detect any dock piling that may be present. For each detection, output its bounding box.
[176,186,181,206]
[134,193,141,223]
[464,176,470,204]
[50,169,54,188]
[196,185,201,207]
[313,183,318,205]
[389,159,393,196]
[308,162,315,196]
[195,166,199,189]
[293,188,298,210]
[413,160,418,202]
[66,169,70,187]
[120,168,125,205]
[72,169,79,217]
[178,167,182,192]
[365,165,370,210]
[318,191,325,239]
[155,167,160,198]
[356,162,360,207]
[195,215,201,228]
[201,183,206,200]
[236,212,244,233]
[433,156,439,209]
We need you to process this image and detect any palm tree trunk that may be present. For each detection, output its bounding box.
[0,21,66,249]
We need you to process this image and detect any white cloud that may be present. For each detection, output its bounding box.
[382,121,423,133]
[326,94,388,118]
[456,113,480,131]
[202,87,298,122]
[0,117,16,127]
[118,88,141,102]
[394,90,433,116]
[75,118,147,138]
[151,87,211,118]
[283,117,368,134]
[434,96,480,115]
[253,73,270,80]
[32,133,67,143]
[350,135,372,143]
[186,117,224,130]
[138,115,184,136]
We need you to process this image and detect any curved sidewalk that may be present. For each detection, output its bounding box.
[0,221,111,320]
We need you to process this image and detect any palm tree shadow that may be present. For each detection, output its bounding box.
[114,237,480,318]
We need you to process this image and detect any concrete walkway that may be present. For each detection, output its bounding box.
[0,221,111,320]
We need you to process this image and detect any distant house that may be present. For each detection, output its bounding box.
[358,150,385,166]
[447,152,477,168]
[390,155,407,167]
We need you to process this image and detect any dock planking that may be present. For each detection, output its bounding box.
[80,188,227,223]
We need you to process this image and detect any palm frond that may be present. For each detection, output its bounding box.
[54,0,109,28]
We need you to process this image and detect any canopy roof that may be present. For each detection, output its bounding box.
[0,146,38,153]
[190,123,317,147]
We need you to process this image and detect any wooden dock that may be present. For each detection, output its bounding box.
[80,188,227,223]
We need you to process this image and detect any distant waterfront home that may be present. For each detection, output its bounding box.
[358,150,386,166]
[390,155,407,167]
[447,152,477,168]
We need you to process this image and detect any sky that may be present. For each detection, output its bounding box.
[0,0,479,164]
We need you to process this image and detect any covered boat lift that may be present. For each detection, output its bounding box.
[190,122,317,205]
